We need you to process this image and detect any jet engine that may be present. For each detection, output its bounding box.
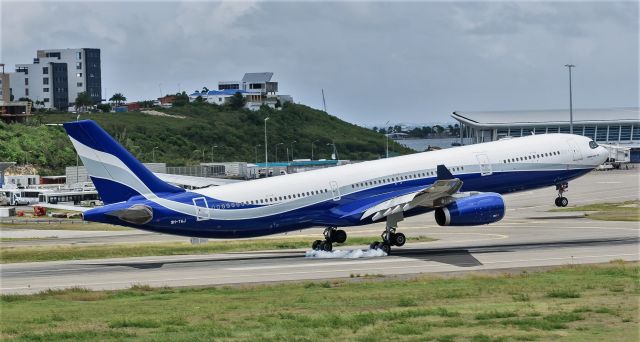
[434,193,505,226]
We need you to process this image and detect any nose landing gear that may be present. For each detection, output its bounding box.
[312,227,347,252]
[555,183,569,207]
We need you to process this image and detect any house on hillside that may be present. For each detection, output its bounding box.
[190,72,293,110]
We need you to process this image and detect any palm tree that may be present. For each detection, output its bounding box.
[109,93,127,106]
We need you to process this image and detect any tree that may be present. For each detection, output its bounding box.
[96,103,112,112]
[202,86,209,94]
[228,92,246,110]
[172,91,189,107]
[195,95,205,103]
[18,97,33,104]
[109,93,127,106]
[74,91,94,112]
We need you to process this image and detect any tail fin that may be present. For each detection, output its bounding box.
[63,120,183,204]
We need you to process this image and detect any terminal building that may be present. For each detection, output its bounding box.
[452,107,640,146]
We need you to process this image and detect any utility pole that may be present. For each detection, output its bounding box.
[264,117,269,167]
[565,64,575,134]
[76,114,80,183]
[152,146,159,162]
[384,120,390,158]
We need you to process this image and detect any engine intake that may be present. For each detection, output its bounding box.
[435,193,505,226]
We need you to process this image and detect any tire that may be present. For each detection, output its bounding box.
[333,230,347,244]
[554,197,561,207]
[560,197,568,207]
[380,243,391,255]
[321,241,333,252]
[394,233,406,247]
[369,241,380,250]
[312,240,322,250]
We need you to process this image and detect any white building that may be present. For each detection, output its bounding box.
[190,72,293,110]
[8,48,101,110]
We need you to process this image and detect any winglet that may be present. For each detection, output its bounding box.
[437,165,454,180]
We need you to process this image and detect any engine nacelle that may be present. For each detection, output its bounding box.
[434,193,505,226]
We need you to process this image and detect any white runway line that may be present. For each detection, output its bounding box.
[305,248,387,259]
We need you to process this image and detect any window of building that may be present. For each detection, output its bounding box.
[596,126,608,142]
[76,62,82,70]
[25,88,29,96]
[632,126,640,141]
[608,126,621,141]
[77,73,82,77]
[584,126,596,140]
[43,88,49,92]
[43,67,49,74]
[43,77,49,85]
[24,78,29,85]
[77,52,82,60]
[77,82,83,87]
[44,98,49,103]
[620,126,632,141]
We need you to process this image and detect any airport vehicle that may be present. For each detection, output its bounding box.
[0,188,49,206]
[38,190,100,206]
[58,120,608,254]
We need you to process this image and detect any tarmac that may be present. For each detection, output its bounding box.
[1,170,638,294]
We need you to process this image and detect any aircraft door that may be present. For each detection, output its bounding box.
[475,153,493,176]
[192,197,210,221]
[567,139,583,161]
[329,181,341,201]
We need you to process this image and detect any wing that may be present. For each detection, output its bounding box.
[360,165,463,222]
[32,203,92,212]
[154,173,243,189]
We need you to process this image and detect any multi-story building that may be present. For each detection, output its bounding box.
[7,48,101,110]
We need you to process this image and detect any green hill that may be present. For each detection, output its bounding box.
[0,103,413,176]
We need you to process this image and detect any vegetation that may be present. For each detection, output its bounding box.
[0,103,413,175]
[73,91,94,112]
[1,263,637,341]
[0,235,435,263]
[551,200,639,221]
[108,93,127,106]
[374,124,460,138]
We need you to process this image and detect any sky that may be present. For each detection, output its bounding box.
[1,0,638,126]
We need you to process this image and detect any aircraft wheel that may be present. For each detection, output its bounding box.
[312,240,322,250]
[560,197,568,207]
[393,233,406,247]
[321,241,333,252]
[554,197,561,207]
[369,241,380,250]
[333,229,347,244]
[380,243,391,255]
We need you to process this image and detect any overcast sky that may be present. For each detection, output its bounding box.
[2,1,638,125]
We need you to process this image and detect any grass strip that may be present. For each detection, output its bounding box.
[550,200,639,221]
[1,262,637,341]
[0,235,435,264]
[0,222,132,231]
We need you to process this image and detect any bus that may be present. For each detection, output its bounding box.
[0,188,51,206]
[38,190,102,206]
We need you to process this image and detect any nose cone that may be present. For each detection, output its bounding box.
[597,146,609,164]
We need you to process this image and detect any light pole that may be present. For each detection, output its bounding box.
[565,64,575,134]
[152,146,159,162]
[254,144,261,164]
[76,114,80,182]
[264,117,269,167]
[275,143,284,162]
[211,145,218,163]
[327,141,338,160]
[384,120,390,158]
[311,140,319,160]
[290,140,297,161]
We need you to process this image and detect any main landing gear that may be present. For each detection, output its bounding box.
[312,226,347,252]
[369,213,405,255]
[555,182,569,207]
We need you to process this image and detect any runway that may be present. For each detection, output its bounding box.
[1,170,639,294]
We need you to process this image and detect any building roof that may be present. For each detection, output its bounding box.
[254,160,340,168]
[189,89,260,97]
[452,107,640,127]
[242,72,273,83]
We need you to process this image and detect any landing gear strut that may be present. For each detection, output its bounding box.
[370,213,405,255]
[555,183,569,207]
[312,227,347,252]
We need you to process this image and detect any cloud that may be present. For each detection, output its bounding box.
[1,1,637,125]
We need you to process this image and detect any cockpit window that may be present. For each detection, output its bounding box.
[589,141,599,149]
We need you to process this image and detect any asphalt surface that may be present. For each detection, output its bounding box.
[1,169,638,294]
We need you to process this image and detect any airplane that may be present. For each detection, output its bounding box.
[61,120,608,254]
